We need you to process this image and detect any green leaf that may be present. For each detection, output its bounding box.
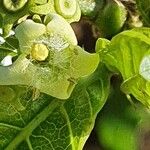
[95,38,110,53]
[136,0,150,26]
[0,64,111,150]
[96,82,150,150]
[98,28,150,108]
[0,36,19,61]
[132,27,150,38]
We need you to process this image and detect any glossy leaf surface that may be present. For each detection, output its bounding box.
[0,64,111,150]
[96,28,150,108]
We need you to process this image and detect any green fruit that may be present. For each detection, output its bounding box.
[3,0,28,12]
[95,0,127,38]
[55,0,77,18]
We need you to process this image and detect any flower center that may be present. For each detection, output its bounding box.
[31,43,49,61]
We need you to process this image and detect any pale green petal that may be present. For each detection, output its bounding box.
[45,13,77,45]
[0,55,74,99]
[15,19,46,53]
[72,46,100,78]
[1,15,98,100]
[0,45,99,99]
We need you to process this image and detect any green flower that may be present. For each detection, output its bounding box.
[0,13,99,99]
